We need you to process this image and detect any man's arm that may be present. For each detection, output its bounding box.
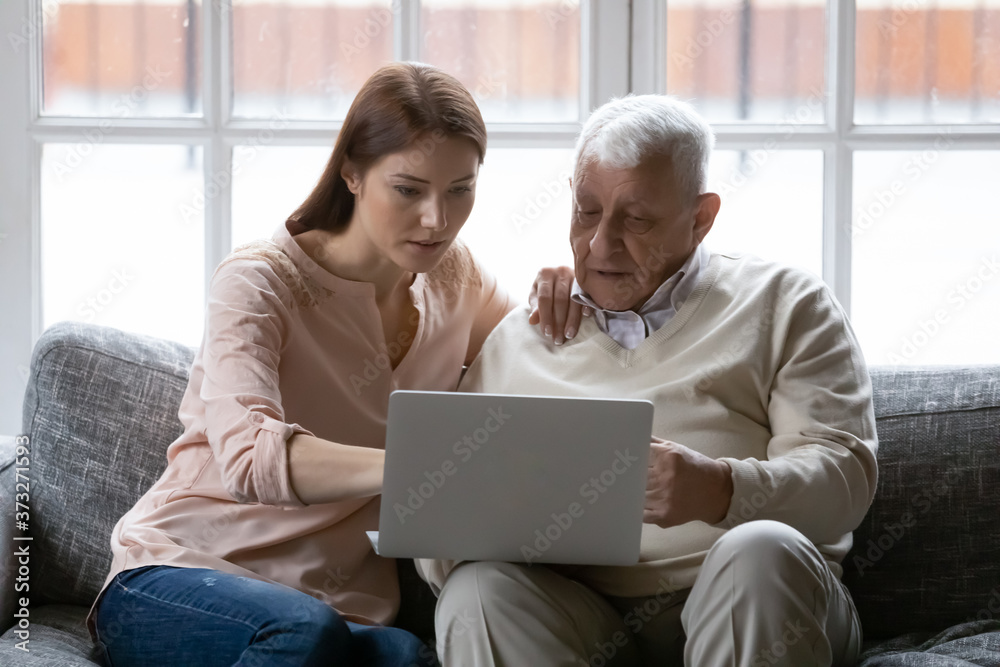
[715,284,878,543]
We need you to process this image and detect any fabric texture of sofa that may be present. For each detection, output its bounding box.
[2,321,999,665]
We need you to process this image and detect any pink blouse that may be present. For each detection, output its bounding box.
[90,221,516,629]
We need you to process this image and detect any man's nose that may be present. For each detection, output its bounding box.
[589,215,623,258]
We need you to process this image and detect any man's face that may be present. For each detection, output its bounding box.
[569,154,719,311]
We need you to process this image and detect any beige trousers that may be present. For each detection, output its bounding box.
[433,521,863,667]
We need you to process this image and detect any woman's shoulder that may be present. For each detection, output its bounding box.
[213,239,333,309]
[424,238,484,292]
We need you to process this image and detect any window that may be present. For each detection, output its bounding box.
[634,0,1000,366]
[2,0,998,432]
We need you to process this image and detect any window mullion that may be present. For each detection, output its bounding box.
[823,0,856,314]
[397,0,420,61]
[204,0,232,288]
[585,0,630,113]
[631,0,665,95]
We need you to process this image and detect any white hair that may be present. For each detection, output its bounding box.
[574,95,715,202]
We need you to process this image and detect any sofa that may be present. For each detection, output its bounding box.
[2,321,999,666]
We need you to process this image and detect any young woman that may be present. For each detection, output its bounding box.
[88,62,581,666]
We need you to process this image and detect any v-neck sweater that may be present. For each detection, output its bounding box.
[421,251,878,599]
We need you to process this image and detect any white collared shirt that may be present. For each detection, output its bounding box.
[571,244,708,350]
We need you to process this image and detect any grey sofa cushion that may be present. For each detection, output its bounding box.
[859,620,1000,666]
[0,605,102,666]
[844,366,1000,640]
[21,322,192,608]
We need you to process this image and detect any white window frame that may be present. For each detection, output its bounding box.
[632,0,1000,313]
[0,0,628,433]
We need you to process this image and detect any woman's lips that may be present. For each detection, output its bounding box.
[408,240,445,255]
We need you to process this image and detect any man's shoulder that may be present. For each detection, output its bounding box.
[709,251,828,298]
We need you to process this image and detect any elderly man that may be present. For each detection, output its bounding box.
[418,95,877,667]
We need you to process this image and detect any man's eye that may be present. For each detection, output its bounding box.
[394,186,418,196]
[625,217,653,232]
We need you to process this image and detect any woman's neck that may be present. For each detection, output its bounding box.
[300,224,413,303]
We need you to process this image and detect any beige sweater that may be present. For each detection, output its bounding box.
[418,251,878,599]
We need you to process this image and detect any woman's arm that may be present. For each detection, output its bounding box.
[287,434,384,504]
[201,252,384,507]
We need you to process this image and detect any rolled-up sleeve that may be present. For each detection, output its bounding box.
[200,259,312,507]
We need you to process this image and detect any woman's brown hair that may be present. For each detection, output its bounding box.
[289,62,488,233]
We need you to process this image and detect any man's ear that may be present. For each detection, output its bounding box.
[692,192,721,245]
[341,160,363,195]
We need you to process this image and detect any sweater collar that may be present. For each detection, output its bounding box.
[571,244,708,349]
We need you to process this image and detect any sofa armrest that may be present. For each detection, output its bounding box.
[1,435,19,634]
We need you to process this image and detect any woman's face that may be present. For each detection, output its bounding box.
[342,133,481,274]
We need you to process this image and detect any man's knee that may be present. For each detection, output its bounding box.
[710,520,811,565]
[436,561,527,621]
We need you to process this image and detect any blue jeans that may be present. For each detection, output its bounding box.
[93,565,438,667]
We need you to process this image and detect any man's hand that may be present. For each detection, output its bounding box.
[527,266,591,346]
[644,437,734,528]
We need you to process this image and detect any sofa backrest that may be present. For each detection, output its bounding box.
[18,323,1000,643]
[21,322,192,609]
[844,365,1000,639]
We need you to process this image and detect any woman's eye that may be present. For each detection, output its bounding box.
[394,186,418,196]
[450,186,473,195]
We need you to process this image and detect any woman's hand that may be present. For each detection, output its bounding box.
[528,266,591,346]
[644,437,734,528]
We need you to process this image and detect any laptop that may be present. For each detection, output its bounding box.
[369,390,653,566]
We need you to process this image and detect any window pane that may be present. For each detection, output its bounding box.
[856,0,1000,124]
[458,148,576,299]
[43,0,201,116]
[422,0,581,122]
[666,0,826,123]
[232,0,394,120]
[231,145,331,248]
[851,151,1000,365]
[706,150,824,277]
[41,144,205,345]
